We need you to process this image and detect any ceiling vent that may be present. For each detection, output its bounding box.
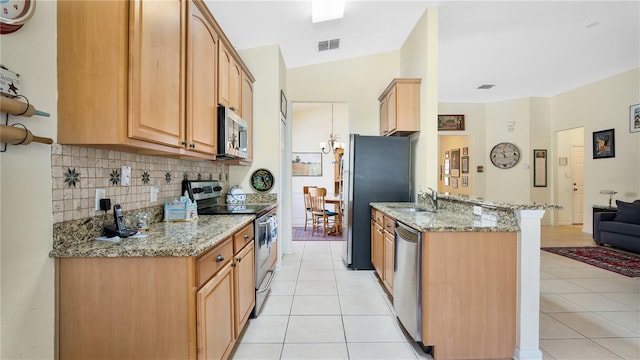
[477,84,495,89]
[318,38,340,52]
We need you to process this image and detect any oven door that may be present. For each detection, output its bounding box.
[253,211,276,317]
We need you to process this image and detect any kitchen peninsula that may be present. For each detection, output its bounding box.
[371,194,559,360]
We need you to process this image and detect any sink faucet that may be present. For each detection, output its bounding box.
[427,187,438,210]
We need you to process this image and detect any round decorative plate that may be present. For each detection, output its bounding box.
[250,168,274,192]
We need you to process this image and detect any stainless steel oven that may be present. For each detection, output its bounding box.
[254,207,277,317]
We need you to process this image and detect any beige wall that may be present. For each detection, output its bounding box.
[1,2,57,358]
[551,68,640,232]
[400,8,439,198]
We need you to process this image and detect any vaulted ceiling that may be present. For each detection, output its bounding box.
[205,1,640,103]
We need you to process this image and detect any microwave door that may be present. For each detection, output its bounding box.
[239,127,248,154]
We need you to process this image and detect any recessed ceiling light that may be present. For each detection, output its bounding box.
[312,0,345,23]
[477,84,495,89]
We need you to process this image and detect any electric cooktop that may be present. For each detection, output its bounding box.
[182,180,274,216]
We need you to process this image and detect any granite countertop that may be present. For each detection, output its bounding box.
[50,215,255,258]
[371,202,520,232]
[436,193,562,210]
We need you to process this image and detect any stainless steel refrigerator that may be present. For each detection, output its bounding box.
[342,134,412,270]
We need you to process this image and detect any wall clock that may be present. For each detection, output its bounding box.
[250,168,274,192]
[490,142,521,169]
[1,0,36,35]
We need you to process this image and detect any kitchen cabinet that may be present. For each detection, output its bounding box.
[371,209,395,294]
[57,225,258,360]
[57,0,253,160]
[370,209,384,276]
[378,78,421,136]
[382,215,395,294]
[187,0,219,155]
[241,71,254,161]
[218,43,242,113]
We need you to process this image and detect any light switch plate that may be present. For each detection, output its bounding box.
[121,166,131,186]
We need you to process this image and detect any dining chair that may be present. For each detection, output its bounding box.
[308,187,339,238]
[302,185,317,231]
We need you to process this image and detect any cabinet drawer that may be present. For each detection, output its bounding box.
[372,209,383,224]
[383,215,396,234]
[196,238,234,288]
[233,223,254,253]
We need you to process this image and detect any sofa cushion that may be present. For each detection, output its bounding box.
[614,200,640,225]
[600,221,640,237]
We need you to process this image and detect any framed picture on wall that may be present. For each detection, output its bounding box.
[292,152,322,176]
[462,176,468,187]
[444,159,450,175]
[444,176,449,186]
[462,147,468,155]
[533,149,547,187]
[592,129,615,159]
[438,114,465,131]
[450,148,461,177]
[452,178,459,188]
[461,156,469,174]
[631,103,640,133]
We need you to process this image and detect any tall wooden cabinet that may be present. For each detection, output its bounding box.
[378,78,421,136]
[187,1,219,155]
[57,0,254,160]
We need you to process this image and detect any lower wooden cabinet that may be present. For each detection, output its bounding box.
[383,230,394,293]
[371,220,383,274]
[371,209,395,294]
[57,228,256,360]
[197,261,235,360]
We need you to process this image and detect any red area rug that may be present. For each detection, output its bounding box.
[292,227,346,241]
[542,246,640,277]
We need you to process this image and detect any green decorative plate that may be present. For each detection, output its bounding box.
[250,168,274,192]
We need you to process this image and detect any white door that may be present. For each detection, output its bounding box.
[571,146,584,224]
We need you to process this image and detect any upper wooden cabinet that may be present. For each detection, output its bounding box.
[378,78,421,136]
[241,71,254,161]
[187,0,218,155]
[57,0,253,160]
[218,42,243,114]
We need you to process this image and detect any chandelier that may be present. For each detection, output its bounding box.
[320,103,344,154]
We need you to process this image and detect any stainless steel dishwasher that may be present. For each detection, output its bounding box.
[394,221,423,343]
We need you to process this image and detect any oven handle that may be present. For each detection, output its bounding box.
[257,269,275,294]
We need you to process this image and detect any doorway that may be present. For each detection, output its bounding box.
[554,127,584,226]
[571,146,584,224]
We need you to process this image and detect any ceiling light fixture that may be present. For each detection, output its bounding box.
[312,0,345,23]
[320,103,344,154]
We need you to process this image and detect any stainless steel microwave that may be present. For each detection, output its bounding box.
[217,106,248,160]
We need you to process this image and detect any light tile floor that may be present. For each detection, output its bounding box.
[231,226,639,360]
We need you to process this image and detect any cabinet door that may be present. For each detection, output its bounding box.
[129,0,185,148]
[241,71,254,161]
[386,87,397,134]
[197,262,235,360]
[371,221,383,275]
[379,97,388,135]
[229,61,242,113]
[234,241,255,335]
[383,230,394,294]
[186,1,218,154]
[218,43,231,107]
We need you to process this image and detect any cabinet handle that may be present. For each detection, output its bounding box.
[215,254,224,262]
[236,256,242,263]
[181,140,187,146]
[244,234,249,239]
[386,224,391,228]
[231,263,236,268]
[190,143,196,149]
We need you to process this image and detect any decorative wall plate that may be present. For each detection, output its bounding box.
[250,168,274,192]
[1,0,36,35]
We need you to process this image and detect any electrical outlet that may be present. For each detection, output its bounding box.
[95,188,106,210]
[121,166,131,186]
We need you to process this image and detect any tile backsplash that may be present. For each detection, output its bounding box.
[51,144,228,223]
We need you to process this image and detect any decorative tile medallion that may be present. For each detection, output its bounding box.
[197,173,202,180]
[183,173,188,180]
[141,171,150,185]
[165,172,172,183]
[63,168,80,187]
[109,169,120,186]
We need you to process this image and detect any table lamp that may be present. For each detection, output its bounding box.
[599,190,617,207]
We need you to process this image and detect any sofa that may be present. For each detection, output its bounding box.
[593,200,640,253]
